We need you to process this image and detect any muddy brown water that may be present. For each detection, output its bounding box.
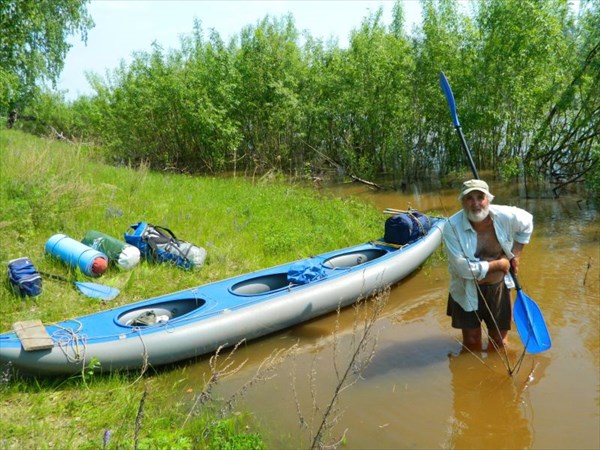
[177,181,599,449]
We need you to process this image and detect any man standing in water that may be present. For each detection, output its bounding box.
[443,180,534,352]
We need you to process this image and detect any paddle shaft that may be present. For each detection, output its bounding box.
[509,267,522,291]
[455,126,480,180]
[383,208,410,215]
[39,271,69,283]
[39,271,119,300]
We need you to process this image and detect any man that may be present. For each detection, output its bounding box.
[443,179,533,352]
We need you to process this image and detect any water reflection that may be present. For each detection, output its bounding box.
[444,352,549,450]
[363,336,453,376]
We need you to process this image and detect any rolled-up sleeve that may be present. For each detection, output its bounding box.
[512,208,533,244]
[443,222,489,281]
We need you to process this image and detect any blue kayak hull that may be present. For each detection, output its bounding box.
[0,217,445,375]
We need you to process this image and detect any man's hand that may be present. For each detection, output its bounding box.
[490,257,511,274]
[511,257,520,274]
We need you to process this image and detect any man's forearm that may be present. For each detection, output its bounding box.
[512,242,525,257]
[511,242,526,273]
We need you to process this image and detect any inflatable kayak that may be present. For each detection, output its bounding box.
[0,215,445,375]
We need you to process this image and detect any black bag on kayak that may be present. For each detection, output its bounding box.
[7,257,42,298]
[384,211,431,245]
[124,222,206,270]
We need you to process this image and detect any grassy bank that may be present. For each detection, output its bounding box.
[0,129,384,448]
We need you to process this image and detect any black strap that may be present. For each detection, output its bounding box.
[142,224,192,261]
[143,224,177,252]
[152,225,178,240]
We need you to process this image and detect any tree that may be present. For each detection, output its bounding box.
[526,0,600,197]
[411,0,477,176]
[0,0,93,122]
[473,0,574,176]
[232,14,304,172]
[340,7,414,180]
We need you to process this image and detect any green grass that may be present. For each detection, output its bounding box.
[0,129,382,326]
[0,129,384,448]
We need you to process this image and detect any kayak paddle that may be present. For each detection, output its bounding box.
[439,71,551,353]
[511,267,551,353]
[40,272,120,301]
[438,72,479,179]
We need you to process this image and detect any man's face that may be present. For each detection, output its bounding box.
[462,190,490,223]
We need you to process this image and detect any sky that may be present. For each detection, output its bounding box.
[57,0,424,100]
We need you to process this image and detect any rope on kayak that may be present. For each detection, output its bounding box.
[407,209,431,236]
[132,326,149,379]
[53,320,87,364]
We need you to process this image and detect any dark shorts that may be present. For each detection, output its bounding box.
[447,281,512,331]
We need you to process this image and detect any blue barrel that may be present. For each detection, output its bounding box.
[45,234,109,277]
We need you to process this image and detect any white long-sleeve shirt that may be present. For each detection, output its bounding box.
[442,204,533,312]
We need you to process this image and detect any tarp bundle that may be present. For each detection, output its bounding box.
[82,230,140,270]
[287,258,326,285]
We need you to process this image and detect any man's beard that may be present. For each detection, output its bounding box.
[466,206,490,223]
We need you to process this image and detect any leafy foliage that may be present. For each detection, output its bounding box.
[11,0,600,198]
[0,0,93,115]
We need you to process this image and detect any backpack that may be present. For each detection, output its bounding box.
[124,222,206,270]
[7,257,43,298]
[384,211,432,245]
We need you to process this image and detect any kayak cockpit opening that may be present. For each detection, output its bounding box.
[322,248,387,269]
[116,298,206,327]
[230,273,290,296]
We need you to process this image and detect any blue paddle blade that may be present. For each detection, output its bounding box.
[513,290,551,354]
[439,72,461,128]
[74,282,120,301]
